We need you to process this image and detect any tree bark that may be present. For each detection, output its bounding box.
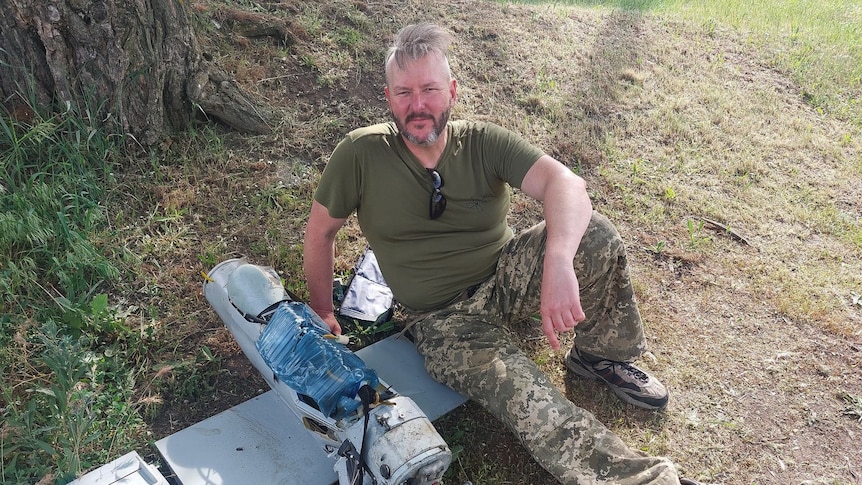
[0,0,273,145]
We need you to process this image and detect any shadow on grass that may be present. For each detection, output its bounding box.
[568,8,651,170]
[510,0,664,12]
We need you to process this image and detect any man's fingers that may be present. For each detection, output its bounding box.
[541,316,562,350]
[322,316,342,335]
[541,308,586,350]
[573,308,586,324]
[545,329,561,350]
[556,310,579,331]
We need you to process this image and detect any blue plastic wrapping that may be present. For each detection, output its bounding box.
[256,302,379,418]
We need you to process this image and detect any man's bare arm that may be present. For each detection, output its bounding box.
[521,155,593,350]
[303,200,348,334]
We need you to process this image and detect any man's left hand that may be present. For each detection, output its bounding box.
[539,264,585,350]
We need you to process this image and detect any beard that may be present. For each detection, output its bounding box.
[393,107,451,146]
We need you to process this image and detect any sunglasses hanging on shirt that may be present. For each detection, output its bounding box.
[427,168,447,219]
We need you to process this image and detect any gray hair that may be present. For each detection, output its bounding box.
[385,23,453,82]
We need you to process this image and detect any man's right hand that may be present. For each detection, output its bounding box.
[314,308,342,335]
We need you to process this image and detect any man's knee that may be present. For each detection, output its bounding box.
[577,212,628,275]
[417,331,525,397]
[587,212,625,251]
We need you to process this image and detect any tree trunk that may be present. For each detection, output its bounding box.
[0,0,273,145]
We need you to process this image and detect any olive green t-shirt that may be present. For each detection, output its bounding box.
[314,120,544,310]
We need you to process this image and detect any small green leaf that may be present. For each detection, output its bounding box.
[90,293,108,314]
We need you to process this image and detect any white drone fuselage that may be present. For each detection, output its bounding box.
[203,259,451,485]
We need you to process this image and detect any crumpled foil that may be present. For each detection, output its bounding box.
[338,247,393,321]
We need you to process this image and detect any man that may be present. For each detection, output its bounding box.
[304,22,700,485]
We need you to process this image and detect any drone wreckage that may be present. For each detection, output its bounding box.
[204,257,453,485]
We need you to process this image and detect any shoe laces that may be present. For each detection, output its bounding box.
[616,361,649,382]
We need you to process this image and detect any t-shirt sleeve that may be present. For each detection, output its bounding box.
[313,136,362,219]
[480,123,545,188]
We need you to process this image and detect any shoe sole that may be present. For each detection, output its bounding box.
[565,350,667,411]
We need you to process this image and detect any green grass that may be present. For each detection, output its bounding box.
[0,99,119,318]
[506,0,862,126]
[1,323,148,484]
[0,91,151,483]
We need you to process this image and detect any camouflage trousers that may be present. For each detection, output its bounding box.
[410,211,679,484]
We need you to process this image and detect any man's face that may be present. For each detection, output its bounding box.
[384,53,456,147]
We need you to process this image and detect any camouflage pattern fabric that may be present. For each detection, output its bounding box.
[409,211,680,484]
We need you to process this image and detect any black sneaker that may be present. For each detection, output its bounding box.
[565,347,669,410]
[679,479,704,485]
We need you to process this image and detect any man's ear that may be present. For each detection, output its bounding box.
[449,79,457,106]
